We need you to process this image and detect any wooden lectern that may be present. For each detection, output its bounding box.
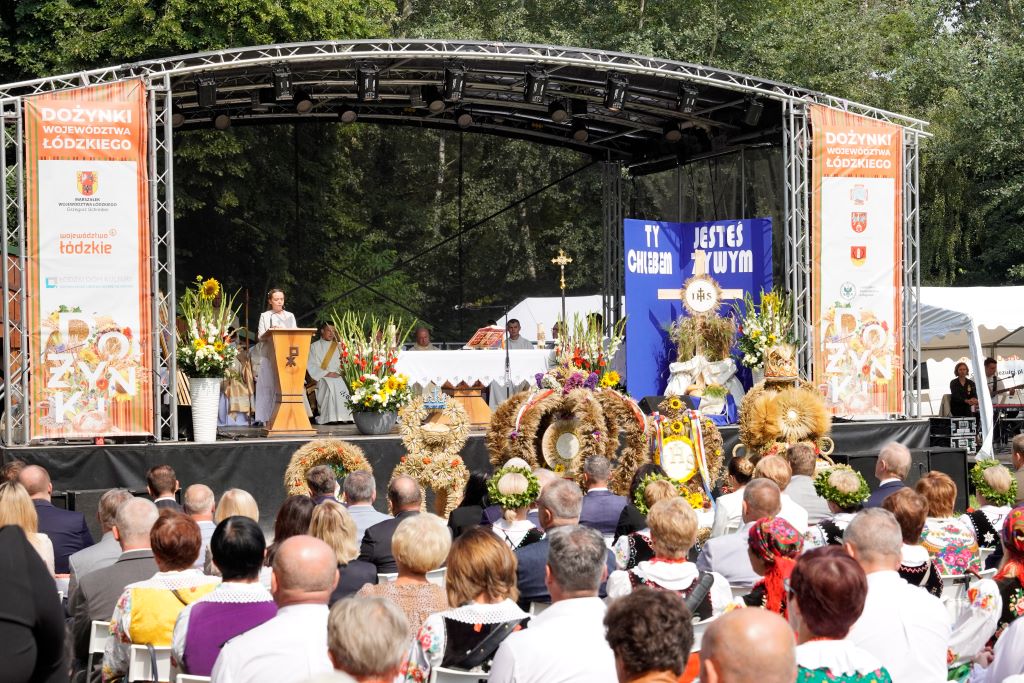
[262,328,317,437]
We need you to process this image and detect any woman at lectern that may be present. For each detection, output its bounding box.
[254,288,297,425]
[949,361,979,418]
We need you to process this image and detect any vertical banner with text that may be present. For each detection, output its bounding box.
[624,218,773,399]
[25,80,153,439]
[811,105,903,418]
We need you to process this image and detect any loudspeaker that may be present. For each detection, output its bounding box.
[927,448,969,512]
[638,395,699,415]
[66,489,107,542]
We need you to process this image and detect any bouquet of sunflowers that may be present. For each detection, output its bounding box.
[347,373,412,413]
[177,275,240,378]
[734,289,795,371]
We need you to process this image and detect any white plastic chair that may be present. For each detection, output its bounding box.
[691,616,718,652]
[979,547,995,567]
[377,572,398,583]
[430,667,489,682]
[730,585,751,600]
[86,621,111,680]
[426,567,447,587]
[528,602,550,616]
[177,676,211,683]
[127,645,172,682]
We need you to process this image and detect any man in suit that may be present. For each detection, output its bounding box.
[784,443,831,525]
[68,488,133,601]
[69,497,160,666]
[864,442,912,508]
[342,470,391,540]
[357,475,420,574]
[516,478,616,606]
[307,465,339,506]
[1013,435,1024,505]
[579,455,628,536]
[697,478,782,588]
[146,464,181,511]
[19,464,94,574]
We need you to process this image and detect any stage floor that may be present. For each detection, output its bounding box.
[1,418,939,534]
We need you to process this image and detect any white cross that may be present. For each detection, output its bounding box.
[657,250,744,302]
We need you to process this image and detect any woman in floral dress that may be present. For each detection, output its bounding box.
[403,528,528,682]
[916,471,980,575]
[993,505,1024,642]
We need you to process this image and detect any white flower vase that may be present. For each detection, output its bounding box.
[189,377,222,443]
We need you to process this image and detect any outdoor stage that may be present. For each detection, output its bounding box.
[2,417,966,533]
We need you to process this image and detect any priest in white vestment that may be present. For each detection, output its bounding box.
[307,322,352,424]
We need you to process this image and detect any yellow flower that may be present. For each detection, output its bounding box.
[668,397,683,410]
[352,380,363,389]
[213,340,225,352]
[599,371,621,388]
[385,376,399,391]
[200,278,220,300]
[686,491,705,509]
[80,347,99,364]
[670,420,684,434]
[193,338,206,349]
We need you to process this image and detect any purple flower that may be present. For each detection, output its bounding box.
[510,430,519,440]
[592,430,602,440]
[563,373,584,393]
[584,372,599,390]
[535,372,545,388]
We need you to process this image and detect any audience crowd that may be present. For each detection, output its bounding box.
[4,435,1024,683]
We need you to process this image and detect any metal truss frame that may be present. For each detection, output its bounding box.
[782,100,814,376]
[1,99,28,445]
[903,132,923,417]
[148,76,178,441]
[602,161,625,332]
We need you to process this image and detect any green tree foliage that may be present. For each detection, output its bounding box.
[1,0,1021,339]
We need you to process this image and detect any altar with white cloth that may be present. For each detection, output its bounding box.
[395,349,555,422]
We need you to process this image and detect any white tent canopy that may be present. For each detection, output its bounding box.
[496,295,607,339]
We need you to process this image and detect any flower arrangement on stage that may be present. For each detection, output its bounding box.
[554,314,626,388]
[283,438,373,496]
[331,311,414,413]
[650,398,725,516]
[734,289,795,370]
[394,389,472,518]
[348,373,412,413]
[177,275,241,378]
[669,312,735,363]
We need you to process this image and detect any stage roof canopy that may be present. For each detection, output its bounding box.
[0,39,928,173]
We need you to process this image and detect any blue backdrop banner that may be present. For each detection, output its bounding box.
[623,217,773,398]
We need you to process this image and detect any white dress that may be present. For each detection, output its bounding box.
[307,339,352,424]
[255,310,310,423]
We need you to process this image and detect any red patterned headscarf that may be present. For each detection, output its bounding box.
[996,504,1024,581]
[748,516,803,616]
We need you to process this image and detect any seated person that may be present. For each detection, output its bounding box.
[803,465,869,549]
[612,478,678,569]
[916,471,980,575]
[410,326,439,351]
[102,511,219,681]
[743,516,802,618]
[960,461,1016,570]
[307,322,352,425]
[882,489,943,597]
[606,498,732,619]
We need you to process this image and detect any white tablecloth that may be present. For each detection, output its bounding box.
[395,349,554,388]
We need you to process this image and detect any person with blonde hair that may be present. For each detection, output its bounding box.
[606,497,731,618]
[0,481,55,574]
[754,455,809,533]
[357,512,450,638]
[612,477,679,569]
[961,460,1017,569]
[327,597,409,682]
[916,470,980,575]
[206,488,262,575]
[404,527,528,681]
[804,465,870,549]
[308,500,377,603]
[488,465,542,550]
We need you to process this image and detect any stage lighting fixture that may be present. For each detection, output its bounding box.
[213,114,231,130]
[422,85,445,113]
[548,99,569,123]
[663,123,682,143]
[444,63,466,102]
[571,118,589,142]
[603,72,628,112]
[273,68,294,101]
[357,63,380,101]
[195,76,217,109]
[744,98,764,126]
[455,108,473,128]
[338,105,358,124]
[678,86,699,113]
[294,90,314,114]
[524,66,548,105]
